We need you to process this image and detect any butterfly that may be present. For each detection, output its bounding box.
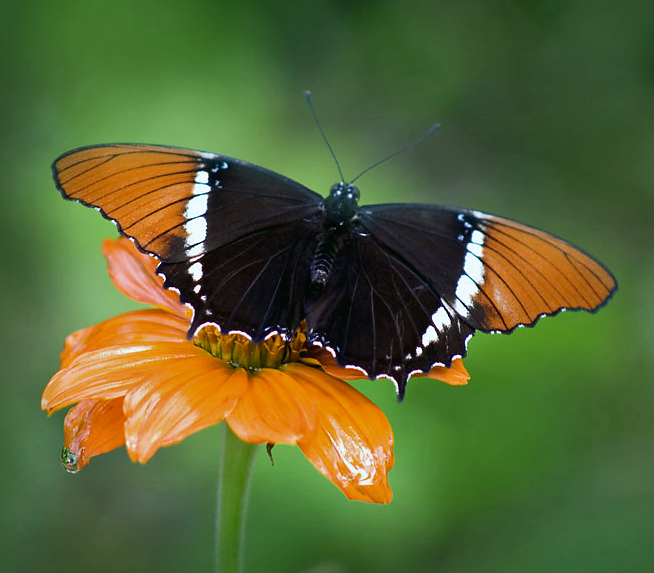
[52,143,617,398]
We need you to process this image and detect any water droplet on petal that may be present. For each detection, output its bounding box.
[61,446,79,473]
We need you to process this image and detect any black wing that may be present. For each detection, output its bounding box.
[305,231,474,399]
[161,219,319,340]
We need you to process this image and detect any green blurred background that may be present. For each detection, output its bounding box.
[1,1,652,572]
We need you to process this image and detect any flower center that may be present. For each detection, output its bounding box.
[194,324,308,370]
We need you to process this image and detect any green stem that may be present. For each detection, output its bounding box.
[216,423,258,573]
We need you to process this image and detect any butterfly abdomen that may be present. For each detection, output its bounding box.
[310,230,346,291]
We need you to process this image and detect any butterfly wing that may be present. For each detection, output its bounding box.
[307,204,616,397]
[53,144,323,339]
[306,233,474,398]
[160,219,319,340]
[359,204,617,333]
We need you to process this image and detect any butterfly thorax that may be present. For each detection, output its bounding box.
[309,182,361,291]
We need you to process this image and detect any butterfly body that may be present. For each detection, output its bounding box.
[53,143,617,398]
[309,182,361,291]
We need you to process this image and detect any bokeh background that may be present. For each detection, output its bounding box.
[1,1,652,572]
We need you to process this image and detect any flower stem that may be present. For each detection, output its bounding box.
[216,423,258,573]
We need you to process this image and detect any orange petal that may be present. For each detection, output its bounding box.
[123,356,245,463]
[308,346,469,387]
[286,363,395,504]
[419,357,470,385]
[226,368,318,444]
[102,237,188,318]
[63,398,126,470]
[304,346,367,381]
[43,340,208,413]
[60,309,189,368]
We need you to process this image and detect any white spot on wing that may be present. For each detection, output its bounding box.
[183,170,210,257]
[453,226,486,317]
[184,219,208,257]
[421,325,438,347]
[185,194,208,219]
[431,306,451,332]
[195,170,209,184]
[416,305,453,359]
[454,276,479,316]
[188,261,203,281]
[470,229,484,246]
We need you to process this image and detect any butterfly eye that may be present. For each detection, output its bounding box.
[328,182,360,201]
[346,184,360,201]
[329,182,344,195]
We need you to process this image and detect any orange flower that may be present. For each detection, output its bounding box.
[42,238,469,503]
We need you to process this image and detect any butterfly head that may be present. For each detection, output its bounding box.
[323,182,360,225]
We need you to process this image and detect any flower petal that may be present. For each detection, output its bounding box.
[286,363,395,504]
[420,357,470,385]
[303,346,367,381]
[123,358,246,463]
[60,309,189,367]
[63,398,126,470]
[43,339,209,413]
[102,237,188,318]
[306,346,468,387]
[226,368,318,444]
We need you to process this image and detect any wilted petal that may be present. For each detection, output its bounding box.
[286,363,394,504]
[63,398,126,470]
[227,369,317,444]
[124,358,247,463]
[102,237,188,318]
[43,340,208,413]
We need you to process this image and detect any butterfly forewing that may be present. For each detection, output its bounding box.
[358,204,617,334]
[53,144,323,263]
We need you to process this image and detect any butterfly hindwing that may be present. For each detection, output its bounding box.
[160,219,319,341]
[306,231,474,397]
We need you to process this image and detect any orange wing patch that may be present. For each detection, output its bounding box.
[473,216,616,332]
[53,145,207,259]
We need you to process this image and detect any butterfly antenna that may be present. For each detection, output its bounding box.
[350,122,440,184]
[304,90,346,182]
